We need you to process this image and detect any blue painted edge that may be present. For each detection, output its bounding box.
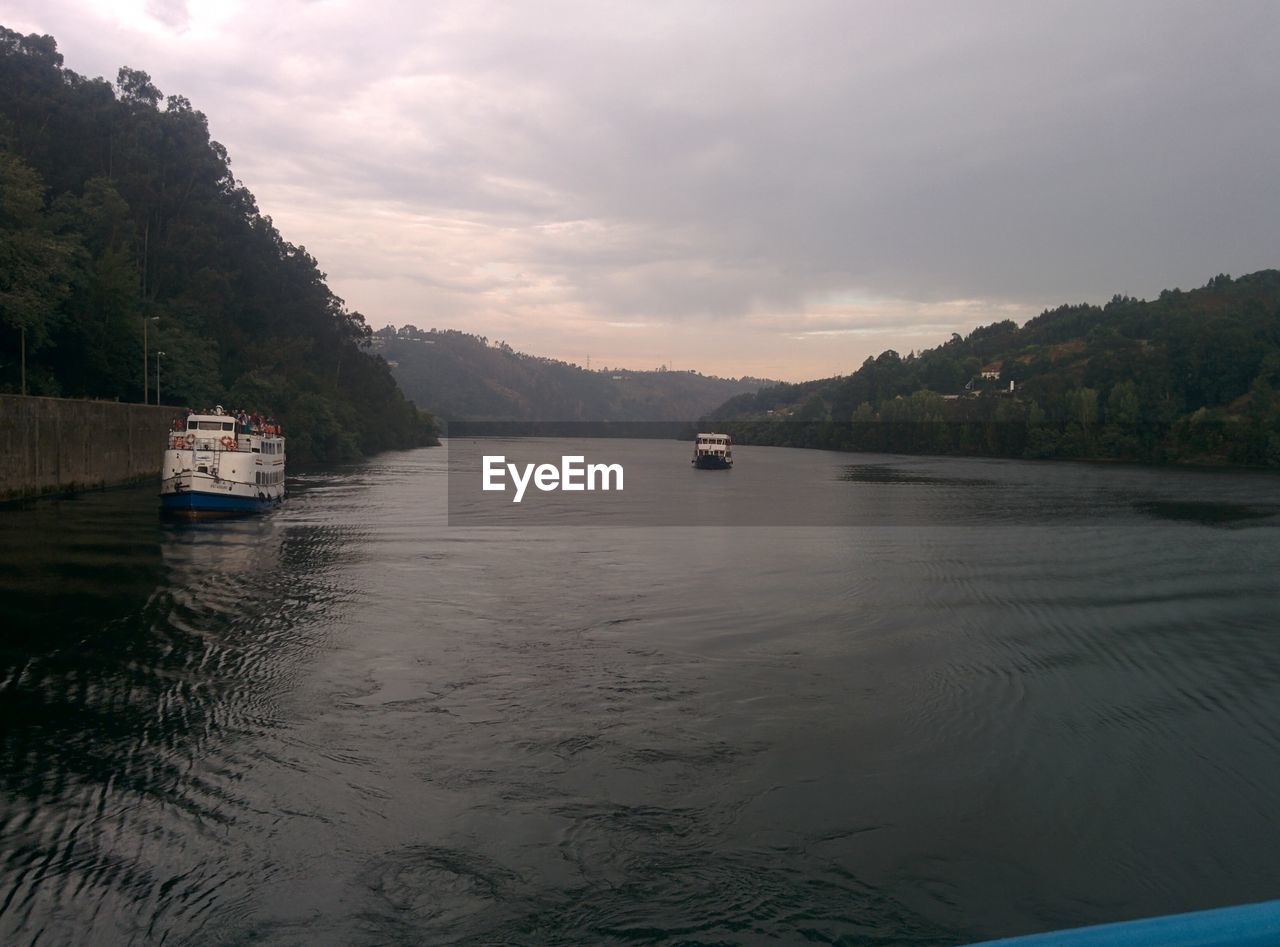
[967,899,1280,947]
[160,491,270,513]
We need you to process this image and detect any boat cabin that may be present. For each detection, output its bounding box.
[172,414,241,452]
[693,432,733,468]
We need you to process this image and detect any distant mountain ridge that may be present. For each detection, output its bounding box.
[376,326,775,422]
[707,270,1280,467]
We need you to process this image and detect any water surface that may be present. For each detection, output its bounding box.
[1,443,1278,944]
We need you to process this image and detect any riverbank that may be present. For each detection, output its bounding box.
[0,395,179,502]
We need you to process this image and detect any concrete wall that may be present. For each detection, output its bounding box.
[0,395,181,501]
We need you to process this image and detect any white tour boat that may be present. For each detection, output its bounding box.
[160,406,286,516]
[692,432,733,469]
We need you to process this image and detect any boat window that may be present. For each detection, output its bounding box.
[223,422,234,431]
[196,421,223,430]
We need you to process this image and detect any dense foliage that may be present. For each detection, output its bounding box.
[711,272,1280,467]
[0,29,437,462]
[378,325,772,422]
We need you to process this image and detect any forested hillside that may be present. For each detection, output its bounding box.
[377,326,772,421]
[0,28,436,462]
[711,271,1280,467]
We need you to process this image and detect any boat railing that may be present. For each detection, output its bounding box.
[170,433,244,452]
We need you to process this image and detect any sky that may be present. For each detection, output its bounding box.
[7,1,1280,380]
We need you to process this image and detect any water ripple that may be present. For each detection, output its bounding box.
[2,449,1279,943]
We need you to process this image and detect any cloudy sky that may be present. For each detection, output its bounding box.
[8,1,1280,379]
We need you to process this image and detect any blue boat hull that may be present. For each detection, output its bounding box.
[968,898,1280,947]
[160,490,279,517]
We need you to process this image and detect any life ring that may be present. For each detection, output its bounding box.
[184,433,195,447]
[220,436,236,450]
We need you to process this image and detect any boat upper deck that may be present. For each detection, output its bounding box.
[168,409,285,453]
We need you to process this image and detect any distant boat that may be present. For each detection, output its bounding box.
[692,432,733,469]
[160,406,285,516]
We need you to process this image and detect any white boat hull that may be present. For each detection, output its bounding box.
[159,439,285,517]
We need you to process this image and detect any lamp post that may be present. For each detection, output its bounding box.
[156,351,165,406]
[143,314,159,403]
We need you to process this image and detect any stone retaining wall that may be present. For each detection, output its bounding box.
[0,395,180,501]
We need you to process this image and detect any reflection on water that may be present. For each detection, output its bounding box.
[1135,499,1277,526]
[1,448,1279,944]
[0,484,363,941]
[840,463,999,487]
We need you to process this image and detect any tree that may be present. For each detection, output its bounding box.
[1070,387,1099,429]
[1239,376,1279,465]
[1106,380,1140,426]
[796,393,826,421]
[0,31,437,457]
[116,66,163,108]
[0,151,75,393]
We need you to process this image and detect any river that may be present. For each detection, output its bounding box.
[1,441,1278,944]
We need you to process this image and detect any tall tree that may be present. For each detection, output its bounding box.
[0,151,75,393]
